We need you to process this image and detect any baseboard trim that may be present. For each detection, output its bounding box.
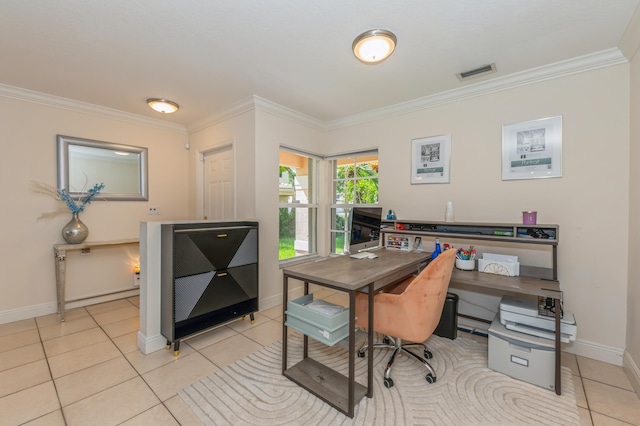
[64,289,140,310]
[259,288,304,312]
[259,294,282,312]
[0,289,140,325]
[0,302,58,325]
[137,331,167,355]
[561,338,624,366]
[623,350,640,396]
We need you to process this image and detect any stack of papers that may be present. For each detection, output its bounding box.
[349,252,378,259]
[304,300,347,316]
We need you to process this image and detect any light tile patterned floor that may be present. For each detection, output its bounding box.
[0,295,638,425]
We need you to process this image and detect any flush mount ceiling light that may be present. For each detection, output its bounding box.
[146,98,179,114]
[352,29,397,64]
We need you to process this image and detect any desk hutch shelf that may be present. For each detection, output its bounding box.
[382,220,558,279]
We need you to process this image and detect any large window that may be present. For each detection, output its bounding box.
[279,148,319,261]
[329,151,379,254]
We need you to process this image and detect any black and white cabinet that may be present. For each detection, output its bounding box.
[160,221,259,354]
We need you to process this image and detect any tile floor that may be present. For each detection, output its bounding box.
[1,292,639,425]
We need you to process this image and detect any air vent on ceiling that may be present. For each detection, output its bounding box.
[456,63,497,82]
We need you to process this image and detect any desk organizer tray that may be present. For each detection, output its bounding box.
[385,234,411,251]
[478,253,520,276]
[285,294,349,346]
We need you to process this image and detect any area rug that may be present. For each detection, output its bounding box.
[179,333,580,425]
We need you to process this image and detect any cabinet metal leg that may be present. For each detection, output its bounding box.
[174,340,180,357]
[54,248,67,322]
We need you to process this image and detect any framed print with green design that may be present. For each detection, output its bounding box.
[411,134,451,184]
[502,116,562,180]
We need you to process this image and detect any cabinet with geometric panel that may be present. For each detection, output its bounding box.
[160,221,259,355]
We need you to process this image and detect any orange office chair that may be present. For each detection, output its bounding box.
[355,248,456,388]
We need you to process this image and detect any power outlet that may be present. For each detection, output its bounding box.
[147,206,161,215]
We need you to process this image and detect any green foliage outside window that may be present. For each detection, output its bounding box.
[279,208,295,238]
[335,162,379,204]
[331,158,379,254]
[279,165,297,240]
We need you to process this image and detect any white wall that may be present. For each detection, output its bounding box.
[324,65,630,363]
[254,110,326,309]
[0,95,189,322]
[186,111,257,221]
[627,41,640,392]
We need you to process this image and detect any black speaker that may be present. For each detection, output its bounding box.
[434,292,458,339]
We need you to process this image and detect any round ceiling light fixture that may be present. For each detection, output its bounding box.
[352,29,397,64]
[146,98,179,114]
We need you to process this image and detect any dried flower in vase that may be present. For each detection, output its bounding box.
[30,181,105,219]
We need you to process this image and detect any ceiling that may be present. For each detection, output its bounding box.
[1,0,639,128]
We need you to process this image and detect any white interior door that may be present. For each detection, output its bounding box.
[203,146,235,220]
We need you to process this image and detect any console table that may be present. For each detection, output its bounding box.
[381,220,563,394]
[282,250,430,418]
[53,238,139,321]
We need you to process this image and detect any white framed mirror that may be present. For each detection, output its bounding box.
[57,135,148,201]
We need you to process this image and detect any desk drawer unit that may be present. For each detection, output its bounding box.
[161,222,259,351]
[488,315,555,391]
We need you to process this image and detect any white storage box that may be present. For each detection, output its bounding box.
[478,253,520,276]
[488,315,556,391]
[285,294,349,346]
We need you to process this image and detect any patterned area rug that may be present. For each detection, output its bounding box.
[179,332,580,425]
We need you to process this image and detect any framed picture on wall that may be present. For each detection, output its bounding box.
[411,134,451,184]
[502,116,562,180]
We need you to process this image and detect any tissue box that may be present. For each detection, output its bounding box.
[478,253,519,276]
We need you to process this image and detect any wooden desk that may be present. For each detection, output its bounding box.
[53,238,139,321]
[381,221,563,395]
[282,250,430,418]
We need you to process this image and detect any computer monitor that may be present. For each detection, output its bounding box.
[349,207,383,253]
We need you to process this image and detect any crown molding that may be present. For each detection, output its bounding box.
[1,47,628,136]
[0,83,187,134]
[186,96,257,133]
[252,96,325,131]
[187,95,325,134]
[619,5,640,61]
[324,48,628,131]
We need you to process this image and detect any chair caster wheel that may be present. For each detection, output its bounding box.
[357,351,366,358]
[382,337,391,344]
[425,373,436,384]
[424,350,433,359]
[384,377,394,388]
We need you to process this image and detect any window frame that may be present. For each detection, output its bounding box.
[278,146,321,265]
[327,150,379,255]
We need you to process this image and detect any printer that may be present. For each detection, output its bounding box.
[499,295,577,343]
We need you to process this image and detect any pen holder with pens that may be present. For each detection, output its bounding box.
[455,258,475,270]
[455,247,476,270]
